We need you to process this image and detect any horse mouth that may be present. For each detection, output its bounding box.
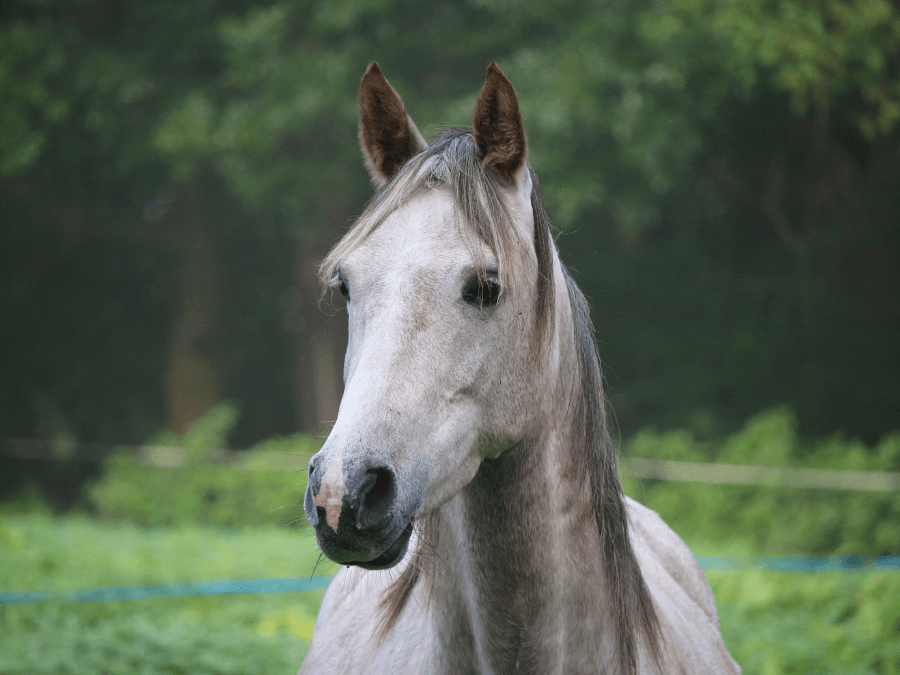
[349,521,414,571]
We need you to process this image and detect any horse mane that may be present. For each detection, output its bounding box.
[322,127,660,674]
[562,264,663,673]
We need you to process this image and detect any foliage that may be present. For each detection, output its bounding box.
[621,407,900,555]
[89,404,321,526]
[2,514,898,674]
[88,457,311,527]
[0,514,330,675]
[711,570,900,675]
[1,0,899,447]
[652,0,900,137]
[152,401,241,462]
[0,614,308,675]
[0,15,71,175]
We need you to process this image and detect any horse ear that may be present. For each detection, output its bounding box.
[472,62,527,180]
[358,62,427,189]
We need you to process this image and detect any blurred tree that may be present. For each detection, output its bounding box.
[0,0,295,442]
[489,0,900,440]
[1,0,897,448]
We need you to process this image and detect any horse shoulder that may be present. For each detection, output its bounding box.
[625,496,742,674]
[299,547,432,674]
[625,496,718,625]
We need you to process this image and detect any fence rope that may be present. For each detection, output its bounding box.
[0,576,332,605]
[624,458,900,492]
[2,556,899,605]
[4,437,899,490]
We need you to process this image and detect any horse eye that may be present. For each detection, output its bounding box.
[462,272,501,308]
[334,272,350,301]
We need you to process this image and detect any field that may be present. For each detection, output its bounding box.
[2,410,897,673]
[2,513,898,675]
[0,514,332,675]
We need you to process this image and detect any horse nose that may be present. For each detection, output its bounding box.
[305,451,398,534]
[355,465,397,530]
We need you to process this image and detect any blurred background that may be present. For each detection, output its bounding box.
[1,1,899,673]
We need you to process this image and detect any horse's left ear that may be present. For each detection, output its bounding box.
[358,62,428,189]
[472,62,527,181]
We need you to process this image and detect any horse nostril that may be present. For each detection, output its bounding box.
[307,453,322,481]
[356,466,397,530]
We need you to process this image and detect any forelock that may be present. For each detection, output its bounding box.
[319,127,555,362]
[320,129,529,291]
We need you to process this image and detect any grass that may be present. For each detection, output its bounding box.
[0,514,339,675]
[1,514,898,674]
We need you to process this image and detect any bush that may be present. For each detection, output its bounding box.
[621,407,900,555]
[89,404,321,527]
[89,458,311,527]
[711,570,900,675]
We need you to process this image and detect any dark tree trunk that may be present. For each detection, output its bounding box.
[164,188,223,435]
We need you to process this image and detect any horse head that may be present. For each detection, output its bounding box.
[304,62,560,569]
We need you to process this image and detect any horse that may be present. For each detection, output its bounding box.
[299,62,741,675]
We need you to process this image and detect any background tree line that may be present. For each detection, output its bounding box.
[2,0,898,451]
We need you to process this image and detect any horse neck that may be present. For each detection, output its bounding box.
[429,283,617,674]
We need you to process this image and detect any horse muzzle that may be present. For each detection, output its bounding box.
[304,449,421,570]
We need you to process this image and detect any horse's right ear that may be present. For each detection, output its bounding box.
[358,62,427,189]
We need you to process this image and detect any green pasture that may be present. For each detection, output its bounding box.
[1,514,898,675]
[2,408,898,674]
[0,515,335,675]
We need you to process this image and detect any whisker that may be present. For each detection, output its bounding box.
[310,553,324,581]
